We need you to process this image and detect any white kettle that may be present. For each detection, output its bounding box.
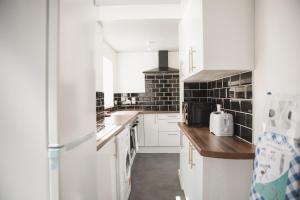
[209,106,234,136]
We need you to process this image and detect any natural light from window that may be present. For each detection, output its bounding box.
[103,56,114,108]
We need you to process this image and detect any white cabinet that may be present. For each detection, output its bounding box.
[180,133,253,200]
[144,114,159,146]
[179,0,254,81]
[180,134,203,200]
[137,114,145,147]
[96,139,117,200]
[143,113,181,147]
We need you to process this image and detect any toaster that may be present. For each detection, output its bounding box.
[209,111,234,136]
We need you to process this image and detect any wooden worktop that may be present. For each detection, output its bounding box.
[96,111,180,150]
[178,122,255,159]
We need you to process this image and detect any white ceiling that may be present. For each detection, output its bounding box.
[102,19,179,52]
[97,0,180,6]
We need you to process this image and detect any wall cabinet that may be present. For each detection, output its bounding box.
[179,0,254,81]
[179,133,253,200]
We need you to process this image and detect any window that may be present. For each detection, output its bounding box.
[103,56,114,108]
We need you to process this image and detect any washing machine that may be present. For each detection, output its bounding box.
[116,127,131,200]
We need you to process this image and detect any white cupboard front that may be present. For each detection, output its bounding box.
[144,114,159,146]
[179,0,254,81]
[96,139,117,200]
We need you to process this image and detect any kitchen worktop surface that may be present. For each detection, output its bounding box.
[178,122,255,159]
[96,110,180,150]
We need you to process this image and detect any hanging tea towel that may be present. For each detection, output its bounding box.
[250,95,300,200]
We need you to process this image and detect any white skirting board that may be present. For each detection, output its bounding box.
[137,146,180,153]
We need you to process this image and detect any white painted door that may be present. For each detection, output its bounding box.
[144,114,159,146]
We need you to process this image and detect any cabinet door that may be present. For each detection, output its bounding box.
[96,139,117,200]
[144,114,159,146]
[137,114,145,147]
[189,144,203,200]
[180,134,190,193]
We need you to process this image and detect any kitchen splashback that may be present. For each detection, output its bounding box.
[114,72,180,111]
[184,71,253,143]
[96,91,104,124]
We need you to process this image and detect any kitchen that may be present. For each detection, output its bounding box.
[1,0,300,200]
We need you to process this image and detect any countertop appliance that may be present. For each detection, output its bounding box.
[209,111,234,136]
[0,1,97,199]
[183,102,212,127]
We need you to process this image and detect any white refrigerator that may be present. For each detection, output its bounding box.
[0,0,97,200]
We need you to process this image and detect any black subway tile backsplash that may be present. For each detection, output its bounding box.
[114,72,180,112]
[183,71,253,143]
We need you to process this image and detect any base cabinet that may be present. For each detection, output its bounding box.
[180,133,253,200]
[143,113,181,147]
[96,139,117,200]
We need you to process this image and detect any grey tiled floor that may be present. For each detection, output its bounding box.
[129,153,185,200]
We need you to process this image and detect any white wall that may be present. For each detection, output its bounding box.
[116,51,179,93]
[253,0,300,141]
[95,24,117,92]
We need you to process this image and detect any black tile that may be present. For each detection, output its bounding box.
[168,105,178,111]
[160,88,168,93]
[192,90,201,97]
[160,106,169,111]
[172,74,179,79]
[184,83,199,89]
[234,124,241,137]
[240,127,252,143]
[164,92,172,96]
[241,101,252,113]
[208,90,213,98]
[169,88,178,92]
[222,77,230,87]
[231,100,240,111]
[228,88,235,98]
[235,86,246,99]
[245,114,252,128]
[216,99,223,106]
[160,79,167,84]
[172,84,179,88]
[164,74,173,79]
[172,92,179,97]
[211,81,216,89]
[207,82,212,89]
[236,112,246,126]
[156,75,164,79]
[217,79,222,88]
[213,89,220,98]
[199,98,208,103]
[224,99,230,109]
[200,90,208,97]
[145,75,155,79]
[230,75,240,86]
[246,85,252,99]
[164,83,172,87]
[160,96,168,101]
[200,82,208,89]
[220,88,226,98]
[240,72,252,85]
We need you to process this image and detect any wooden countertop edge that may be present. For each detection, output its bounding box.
[96,112,140,151]
[178,122,255,160]
[96,111,180,150]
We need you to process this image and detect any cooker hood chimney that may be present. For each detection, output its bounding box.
[143,50,179,73]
